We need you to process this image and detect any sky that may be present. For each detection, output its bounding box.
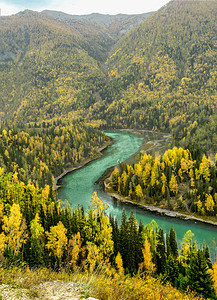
[0,0,170,16]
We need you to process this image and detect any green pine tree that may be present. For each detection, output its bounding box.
[167,226,178,259]
[156,228,166,274]
[187,249,217,299]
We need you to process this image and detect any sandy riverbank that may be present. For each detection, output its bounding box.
[116,129,171,165]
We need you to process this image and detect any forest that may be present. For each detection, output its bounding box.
[97,0,217,152]
[1,0,217,298]
[0,169,217,299]
[109,146,217,218]
[1,1,217,153]
[0,122,105,187]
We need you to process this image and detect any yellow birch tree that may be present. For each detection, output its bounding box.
[139,237,155,276]
[46,221,68,263]
[2,203,27,255]
[68,232,82,270]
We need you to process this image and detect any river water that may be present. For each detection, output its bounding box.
[58,130,217,261]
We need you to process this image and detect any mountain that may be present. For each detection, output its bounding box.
[42,10,153,39]
[0,10,107,124]
[0,9,152,126]
[41,10,152,61]
[1,1,217,151]
[41,11,115,62]
[98,0,217,151]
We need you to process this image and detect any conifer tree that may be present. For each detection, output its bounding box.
[187,249,217,299]
[46,221,68,265]
[110,215,119,257]
[204,244,212,269]
[115,252,124,276]
[127,212,138,274]
[28,213,45,266]
[118,209,129,269]
[167,226,178,259]
[68,232,82,270]
[139,237,155,276]
[164,254,180,286]
[2,203,28,256]
[213,260,217,295]
[156,228,166,274]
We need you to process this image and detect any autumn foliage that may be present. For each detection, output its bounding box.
[110,146,217,217]
[0,168,217,298]
[0,123,105,187]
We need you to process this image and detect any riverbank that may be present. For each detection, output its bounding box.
[109,192,217,226]
[95,129,171,186]
[117,128,171,163]
[96,130,217,227]
[54,137,114,190]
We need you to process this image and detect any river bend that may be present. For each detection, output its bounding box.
[58,131,217,260]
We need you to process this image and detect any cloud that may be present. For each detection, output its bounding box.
[47,0,169,16]
[1,0,51,8]
[0,2,19,15]
[0,0,170,16]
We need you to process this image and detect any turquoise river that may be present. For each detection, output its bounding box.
[58,131,217,260]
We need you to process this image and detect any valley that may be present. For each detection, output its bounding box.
[1,1,217,298]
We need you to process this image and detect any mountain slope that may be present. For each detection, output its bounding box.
[99,0,217,151]
[41,10,152,62]
[42,10,153,39]
[1,2,217,151]
[41,11,115,62]
[0,10,153,126]
[0,10,106,124]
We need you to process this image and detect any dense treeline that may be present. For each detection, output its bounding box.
[0,169,217,299]
[0,122,105,187]
[109,146,217,217]
[110,212,216,298]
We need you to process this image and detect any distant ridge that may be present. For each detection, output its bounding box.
[41,10,153,38]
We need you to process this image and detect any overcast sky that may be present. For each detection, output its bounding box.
[0,0,170,16]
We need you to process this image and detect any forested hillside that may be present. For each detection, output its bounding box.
[97,0,217,152]
[0,10,106,125]
[108,146,217,218]
[1,1,217,152]
[0,10,150,127]
[42,11,115,62]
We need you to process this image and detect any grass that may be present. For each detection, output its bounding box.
[0,266,199,300]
